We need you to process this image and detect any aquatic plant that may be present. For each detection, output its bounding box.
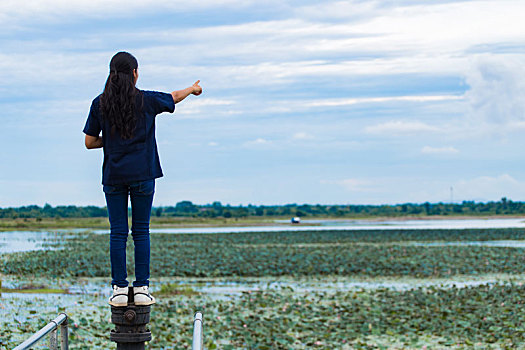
[3,283,525,349]
[3,229,525,279]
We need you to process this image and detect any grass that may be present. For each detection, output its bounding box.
[0,217,109,231]
[156,283,200,296]
[0,216,283,231]
[0,280,67,293]
[1,214,523,231]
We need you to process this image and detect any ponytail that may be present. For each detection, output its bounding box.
[100,52,140,139]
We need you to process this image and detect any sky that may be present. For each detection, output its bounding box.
[1,0,525,207]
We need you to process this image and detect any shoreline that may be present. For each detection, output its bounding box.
[0,214,524,231]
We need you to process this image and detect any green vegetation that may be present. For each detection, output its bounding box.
[0,216,277,231]
[4,228,525,348]
[0,204,107,219]
[3,283,525,349]
[186,284,525,349]
[3,228,525,279]
[0,217,110,230]
[156,283,200,296]
[1,197,524,223]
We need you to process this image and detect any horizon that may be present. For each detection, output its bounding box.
[2,1,525,207]
[1,197,519,210]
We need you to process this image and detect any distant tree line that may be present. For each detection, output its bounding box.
[0,204,107,219]
[1,198,524,219]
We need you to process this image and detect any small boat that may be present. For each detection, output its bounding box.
[291,217,301,224]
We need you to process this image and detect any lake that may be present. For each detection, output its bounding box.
[4,220,525,349]
[107,217,525,234]
[2,218,525,253]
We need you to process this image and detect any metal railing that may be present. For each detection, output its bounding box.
[13,313,68,350]
[192,311,204,350]
[13,310,200,349]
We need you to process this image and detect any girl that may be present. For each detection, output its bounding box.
[83,51,202,306]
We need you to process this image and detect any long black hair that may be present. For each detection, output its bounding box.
[100,52,141,139]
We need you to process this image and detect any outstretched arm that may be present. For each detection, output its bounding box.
[171,80,202,104]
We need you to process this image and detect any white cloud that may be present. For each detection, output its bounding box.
[178,0,525,73]
[3,0,525,206]
[296,1,382,22]
[421,146,459,155]
[237,95,464,118]
[455,174,525,201]
[320,174,525,204]
[0,0,259,26]
[3,0,516,86]
[242,138,272,148]
[4,1,525,97]
[321,178,378,193]
[190,98,235,107]
[0,179,103,206]
[171,98,239,118]
[465,55,525,125]
[338,179,373,192]
[4,1,525,82]
[365,121,440,135]
[291,132,313,140]
[305,95,463,107]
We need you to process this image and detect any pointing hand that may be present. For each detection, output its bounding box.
[192,80,202,96]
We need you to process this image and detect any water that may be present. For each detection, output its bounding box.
[173,278,506,294]
[0,231,63,254]
[88,217,525,234]
[3,218,525,253]
[410,240,525,248]
[2,276,520,299]
[0,291,104,324]
[150,218,525,233]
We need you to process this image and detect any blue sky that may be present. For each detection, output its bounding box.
[1,0,525,206]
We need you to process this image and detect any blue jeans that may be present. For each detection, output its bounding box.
[104,179,155,288]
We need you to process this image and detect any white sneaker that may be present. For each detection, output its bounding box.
[133,286,156,306]
[109,286,128,307]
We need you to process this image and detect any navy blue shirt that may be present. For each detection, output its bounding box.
[83,90,175,185]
